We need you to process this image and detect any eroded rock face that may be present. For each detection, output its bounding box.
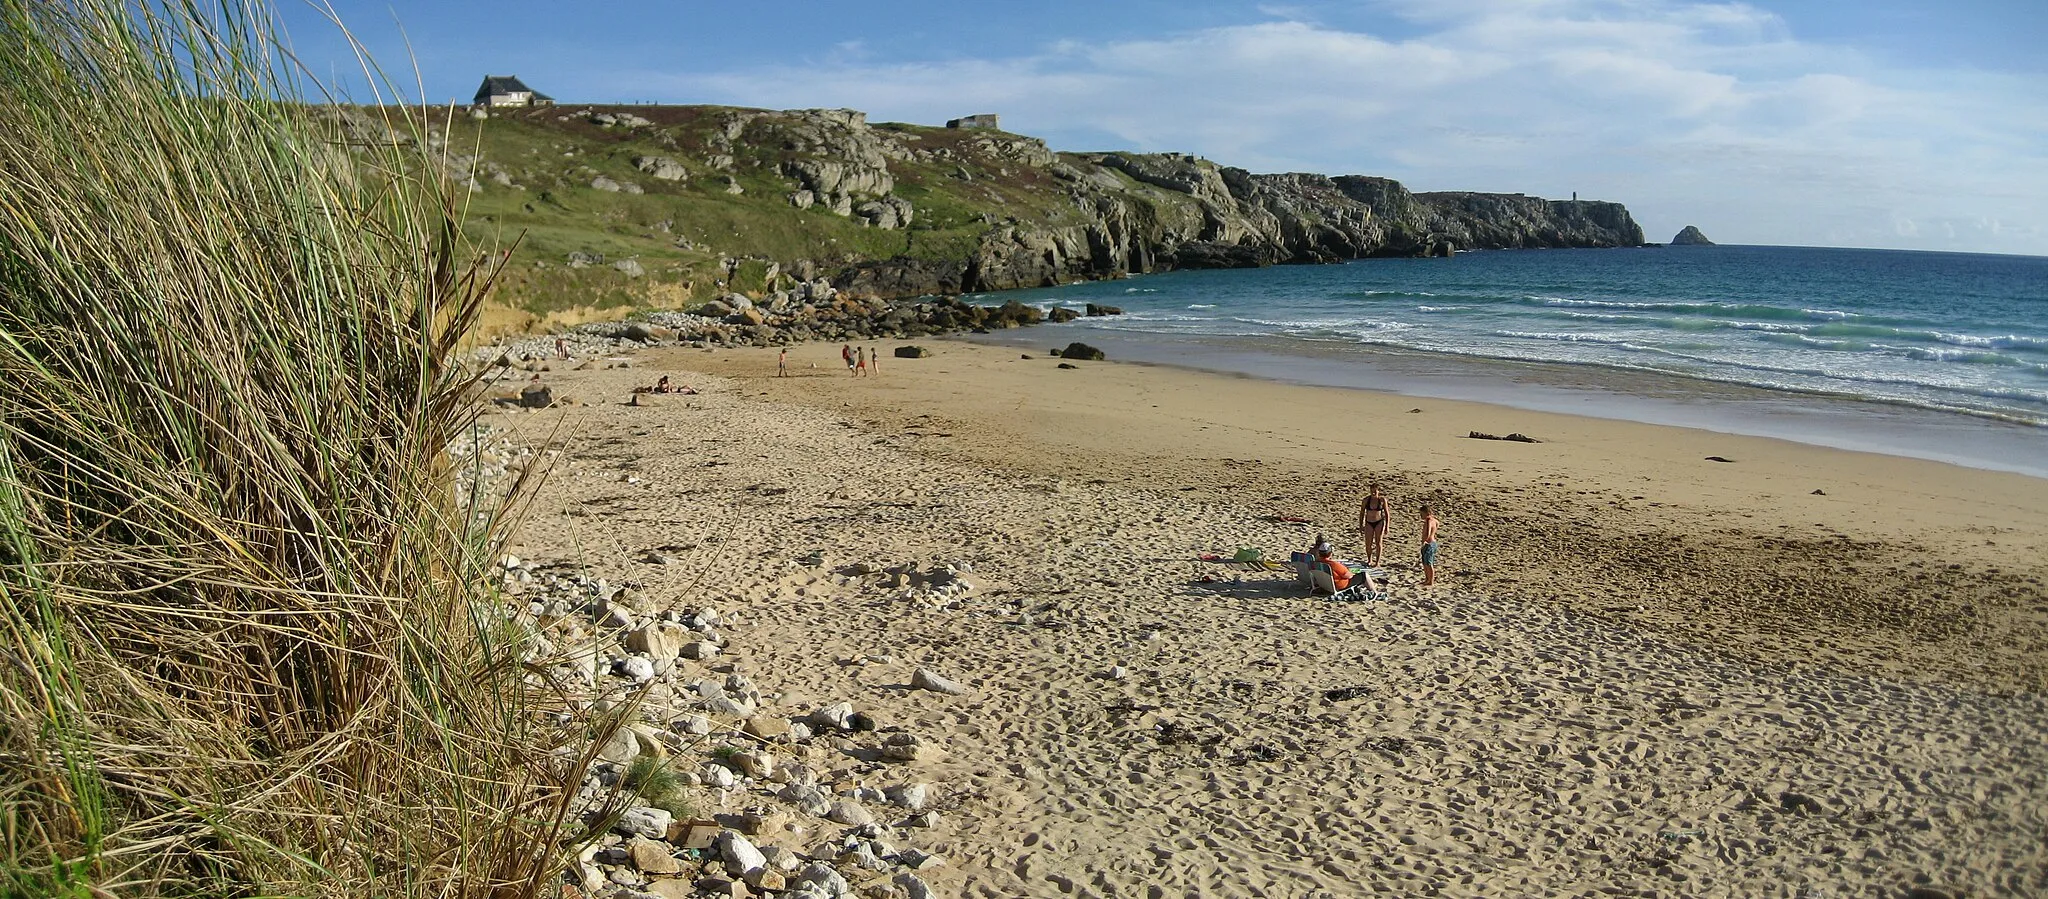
[819,147,1644,299]
[1419,191,1644,249]
[784,158,892,199]
[633,155,689,181]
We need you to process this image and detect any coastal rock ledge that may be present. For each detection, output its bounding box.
[1671,225,1715,246]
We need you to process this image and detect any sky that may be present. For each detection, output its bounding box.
[280,1,2048,256]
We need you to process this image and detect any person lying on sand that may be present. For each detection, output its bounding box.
[632,376,697,396]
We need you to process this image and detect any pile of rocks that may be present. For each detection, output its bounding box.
[860,561,981,612]
[485,555,962,898]
[475,266,1133,360]
[492,295,1076,360]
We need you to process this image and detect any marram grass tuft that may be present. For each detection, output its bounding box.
[0,1,584,895]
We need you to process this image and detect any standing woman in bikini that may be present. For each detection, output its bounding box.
[1357,483,1391,567]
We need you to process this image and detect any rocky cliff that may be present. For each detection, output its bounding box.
[839,153,1644,298]
[424,104,1646,318]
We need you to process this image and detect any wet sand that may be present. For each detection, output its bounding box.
[495,338,2048,897]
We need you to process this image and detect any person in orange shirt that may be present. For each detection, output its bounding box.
[1314,539,1380,597]
[1314,542,1353,591]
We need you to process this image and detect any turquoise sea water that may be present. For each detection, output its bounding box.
[971,246,2048,476]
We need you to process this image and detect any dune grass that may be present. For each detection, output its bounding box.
[0,1,586,895]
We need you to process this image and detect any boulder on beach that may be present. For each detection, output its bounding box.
[517,384,553,408]
[894,345,932,358]
[1059,341,1106,361]
[1084,303,1123,317]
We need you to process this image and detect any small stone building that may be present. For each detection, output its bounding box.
[474,75,554,108]
[945,113,1000,130]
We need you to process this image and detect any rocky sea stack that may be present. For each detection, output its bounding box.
[1671,225,1715,246]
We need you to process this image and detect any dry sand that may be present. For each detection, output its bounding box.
[493,338,2048,898]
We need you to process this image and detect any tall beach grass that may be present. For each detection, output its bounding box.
[0,1,583,894]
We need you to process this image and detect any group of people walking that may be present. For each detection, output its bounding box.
[841,344,878,377]
[769,345,883,378]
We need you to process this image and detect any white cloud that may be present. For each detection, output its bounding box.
[619,0,2048,254]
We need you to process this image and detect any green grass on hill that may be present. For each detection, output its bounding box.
[423,104,1208,324]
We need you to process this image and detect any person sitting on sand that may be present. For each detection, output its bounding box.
[1317,544,1353,591]
[1314,541,1383,596]
[1357,483,1390,567]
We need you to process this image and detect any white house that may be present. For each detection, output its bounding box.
[473,75,553,108]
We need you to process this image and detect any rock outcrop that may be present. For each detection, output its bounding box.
[1671,225,1715,246]
[447,103,1649,312]
[826,152,1644,298]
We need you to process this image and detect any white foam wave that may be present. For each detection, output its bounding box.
[1550,310,1643,323]
[1885,345,2044,369]
[1495,330,1639,346]
[1725,321,1808,334]
[1757,333,1863,351]
[1930,331,2048,350]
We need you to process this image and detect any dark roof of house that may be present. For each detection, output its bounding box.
[474,75,552,103]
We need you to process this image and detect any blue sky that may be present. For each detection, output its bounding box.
[283,1,2047,255]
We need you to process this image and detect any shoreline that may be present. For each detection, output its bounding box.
[661,337,2048,692]
[958,322,2048,480]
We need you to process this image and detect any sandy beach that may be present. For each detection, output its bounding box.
[492,338,2048,897]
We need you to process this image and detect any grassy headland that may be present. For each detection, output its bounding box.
[409,103,1644,334]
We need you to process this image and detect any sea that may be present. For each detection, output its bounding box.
[965,245,2048,478]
